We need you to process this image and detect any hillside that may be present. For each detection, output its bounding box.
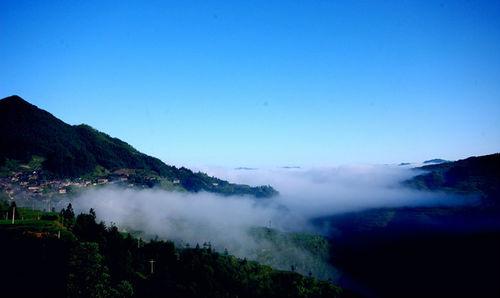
[312,153,500,297]
[0,95,277,197]
[0,202,341,298]
[405,153,500,205]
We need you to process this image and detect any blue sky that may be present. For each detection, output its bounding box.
[1,0,499,167]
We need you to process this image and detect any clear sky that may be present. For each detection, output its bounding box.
[1,0,499,168]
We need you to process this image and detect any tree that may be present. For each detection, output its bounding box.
[72,211,106,244]
[89,208,96,219]
[110,280,134,298]
[67,242,110,298]
[60,203,75,228]
[0,198,9,217]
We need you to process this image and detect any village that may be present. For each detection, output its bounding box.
[0,167,180,210]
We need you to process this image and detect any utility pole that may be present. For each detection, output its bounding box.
[11,206,15,224]
[148,259,156,274]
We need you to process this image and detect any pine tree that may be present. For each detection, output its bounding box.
[61,203,75,228]
[67,242,110,298]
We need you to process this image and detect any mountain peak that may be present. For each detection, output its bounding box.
[0,95,36,110]
[0,95,278,197]
[1,95,28,103]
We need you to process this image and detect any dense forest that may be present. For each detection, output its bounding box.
[0,201,341,298]
[0,96,277,197]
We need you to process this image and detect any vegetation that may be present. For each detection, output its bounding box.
[0,201,341,297]
[405,153,500,205]
[315,153,500,297]
[248,227,337,280]
[321,202,500,297]
[0,95,277,197]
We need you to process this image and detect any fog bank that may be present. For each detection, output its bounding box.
[70,165,468,279]
[198,165,466,217]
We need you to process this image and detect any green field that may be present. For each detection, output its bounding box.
[0,207,76,240]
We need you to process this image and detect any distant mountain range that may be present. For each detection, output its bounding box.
[0,95,277,197]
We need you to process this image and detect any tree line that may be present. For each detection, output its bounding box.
[0,202,342,298]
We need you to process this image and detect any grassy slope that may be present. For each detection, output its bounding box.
[0,207,74,238]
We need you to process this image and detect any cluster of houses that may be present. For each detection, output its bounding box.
[0,170,121,201]
[0,168,189,204]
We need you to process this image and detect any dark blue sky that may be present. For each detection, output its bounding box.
[1,0,499,167]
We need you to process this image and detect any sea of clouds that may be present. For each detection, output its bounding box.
[67,164,468,279]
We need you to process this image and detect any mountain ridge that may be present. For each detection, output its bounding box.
[405,153,500,205]
[423,158,450,164]
[0,95,277,197]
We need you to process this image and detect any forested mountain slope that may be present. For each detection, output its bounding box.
[0,95,277,197]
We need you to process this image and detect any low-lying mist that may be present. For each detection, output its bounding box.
[198,164,469,217]
[70,165,468,280]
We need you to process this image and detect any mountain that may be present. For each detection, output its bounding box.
[0,95,277,197]
[423,158,449,164]
[405,153,500,204]
[314,154,500,297]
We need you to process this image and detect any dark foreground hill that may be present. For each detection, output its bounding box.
[0,95,277,197]
[0,203,341,298]
[313,153,500,297]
